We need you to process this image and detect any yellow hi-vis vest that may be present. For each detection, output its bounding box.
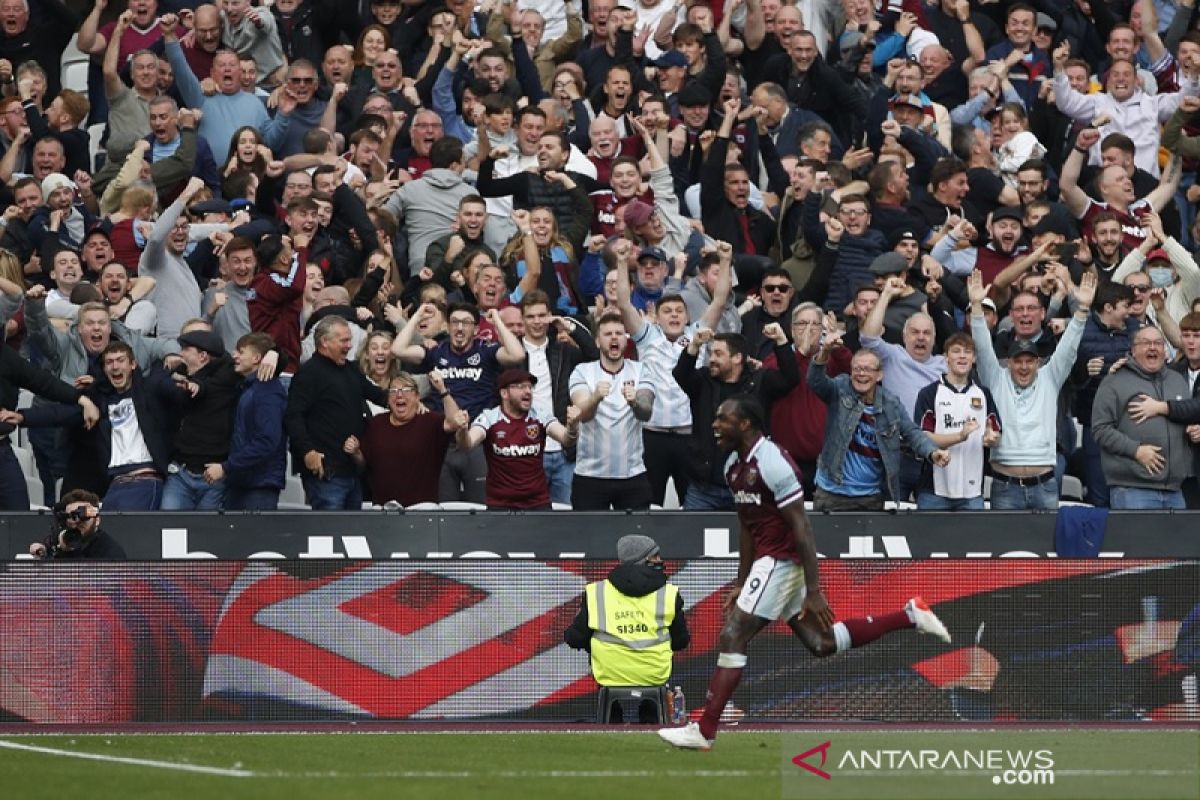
[585,579,678,686]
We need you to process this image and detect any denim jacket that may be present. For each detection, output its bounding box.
[807,359,937,500]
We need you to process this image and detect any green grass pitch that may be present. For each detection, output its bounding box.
[0,729,1195,800]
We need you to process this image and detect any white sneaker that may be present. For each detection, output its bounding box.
[658,722,713,750]
[906,596,951,643]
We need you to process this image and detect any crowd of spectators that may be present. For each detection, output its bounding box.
[1,0,1199,513]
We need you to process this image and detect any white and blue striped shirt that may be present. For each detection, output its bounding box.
[631,321,695,431]
[569,359,654,479]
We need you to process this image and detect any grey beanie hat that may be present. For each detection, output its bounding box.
[617,534,660,564]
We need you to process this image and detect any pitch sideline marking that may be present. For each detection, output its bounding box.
[0,740,1195,782]
[0,740,256,777]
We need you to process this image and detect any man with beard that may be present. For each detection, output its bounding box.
[1061,127,1180,250]
[137,177,206,338]
[99,262,157,336]
[931,207,1028,283]
[477,129,592,254]
[346,369,467,507]
[568,312,655,510]
[393,302,525,503]
[866,158,929,246]
[458,367,580,510]
[672,321,798,510]
[427,195,496,284]
[952,125,1022,218]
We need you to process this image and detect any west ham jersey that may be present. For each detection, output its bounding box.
[472,406,554,508]
[724,436,806,563]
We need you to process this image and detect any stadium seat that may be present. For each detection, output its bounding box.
[596,685,668,724]
[404,502,441,510]
[25,475,43,510]
[440,501,486,511]
[1061,475,1085,501]
[279,476,308,509]
[662,478,680,510]
[61,61,88,94]
[87,123,106,172]
[551,502,572,511]
[12,445,32,475]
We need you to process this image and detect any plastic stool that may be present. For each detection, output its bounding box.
[596,685,668,724]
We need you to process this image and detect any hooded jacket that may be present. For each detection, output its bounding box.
[564,561,690,653]
[384,168,475,276]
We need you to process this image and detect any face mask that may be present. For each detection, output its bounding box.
[649,561,666,574]
[1148,267,1173,289]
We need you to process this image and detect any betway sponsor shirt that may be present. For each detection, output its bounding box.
[725,435,806,563]
[421,340,503,419]
[472,406,555,508]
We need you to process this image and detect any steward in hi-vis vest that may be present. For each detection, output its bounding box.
[565,534,691,686]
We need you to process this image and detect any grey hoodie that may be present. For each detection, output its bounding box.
[1091,359,1194,491]
[384,168,474,275]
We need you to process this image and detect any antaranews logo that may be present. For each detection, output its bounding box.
[790,740,1055,786]
[791,741,832,780]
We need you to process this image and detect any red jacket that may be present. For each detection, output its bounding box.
[248,247,308,366]
[762,345,852,463]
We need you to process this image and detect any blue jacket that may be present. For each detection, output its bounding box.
[1071,312,1140,424]
[807,359,937,501]
[801,191,887,314]
[224,374,288,490]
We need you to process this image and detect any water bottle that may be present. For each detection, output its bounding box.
[671,686,685,725]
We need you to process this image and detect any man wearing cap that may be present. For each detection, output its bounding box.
[1070,281,1140,507]
[628,246,681,312]
[654,50,689,105]
[861,248,929,343]
[161,328,242,510]
[138,176,208,339]
[931,206,1028,284]
[26,172,98,260]
[564,533,690,720]
[624,116,705,263]
[457,368,580,510]
[969,268,1096,509]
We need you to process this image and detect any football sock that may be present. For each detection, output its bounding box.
[698,653,747,740]
[833,610,914,653]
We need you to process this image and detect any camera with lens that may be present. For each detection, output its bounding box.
[51,505,91,552]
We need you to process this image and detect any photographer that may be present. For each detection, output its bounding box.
[29,490,126,560]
